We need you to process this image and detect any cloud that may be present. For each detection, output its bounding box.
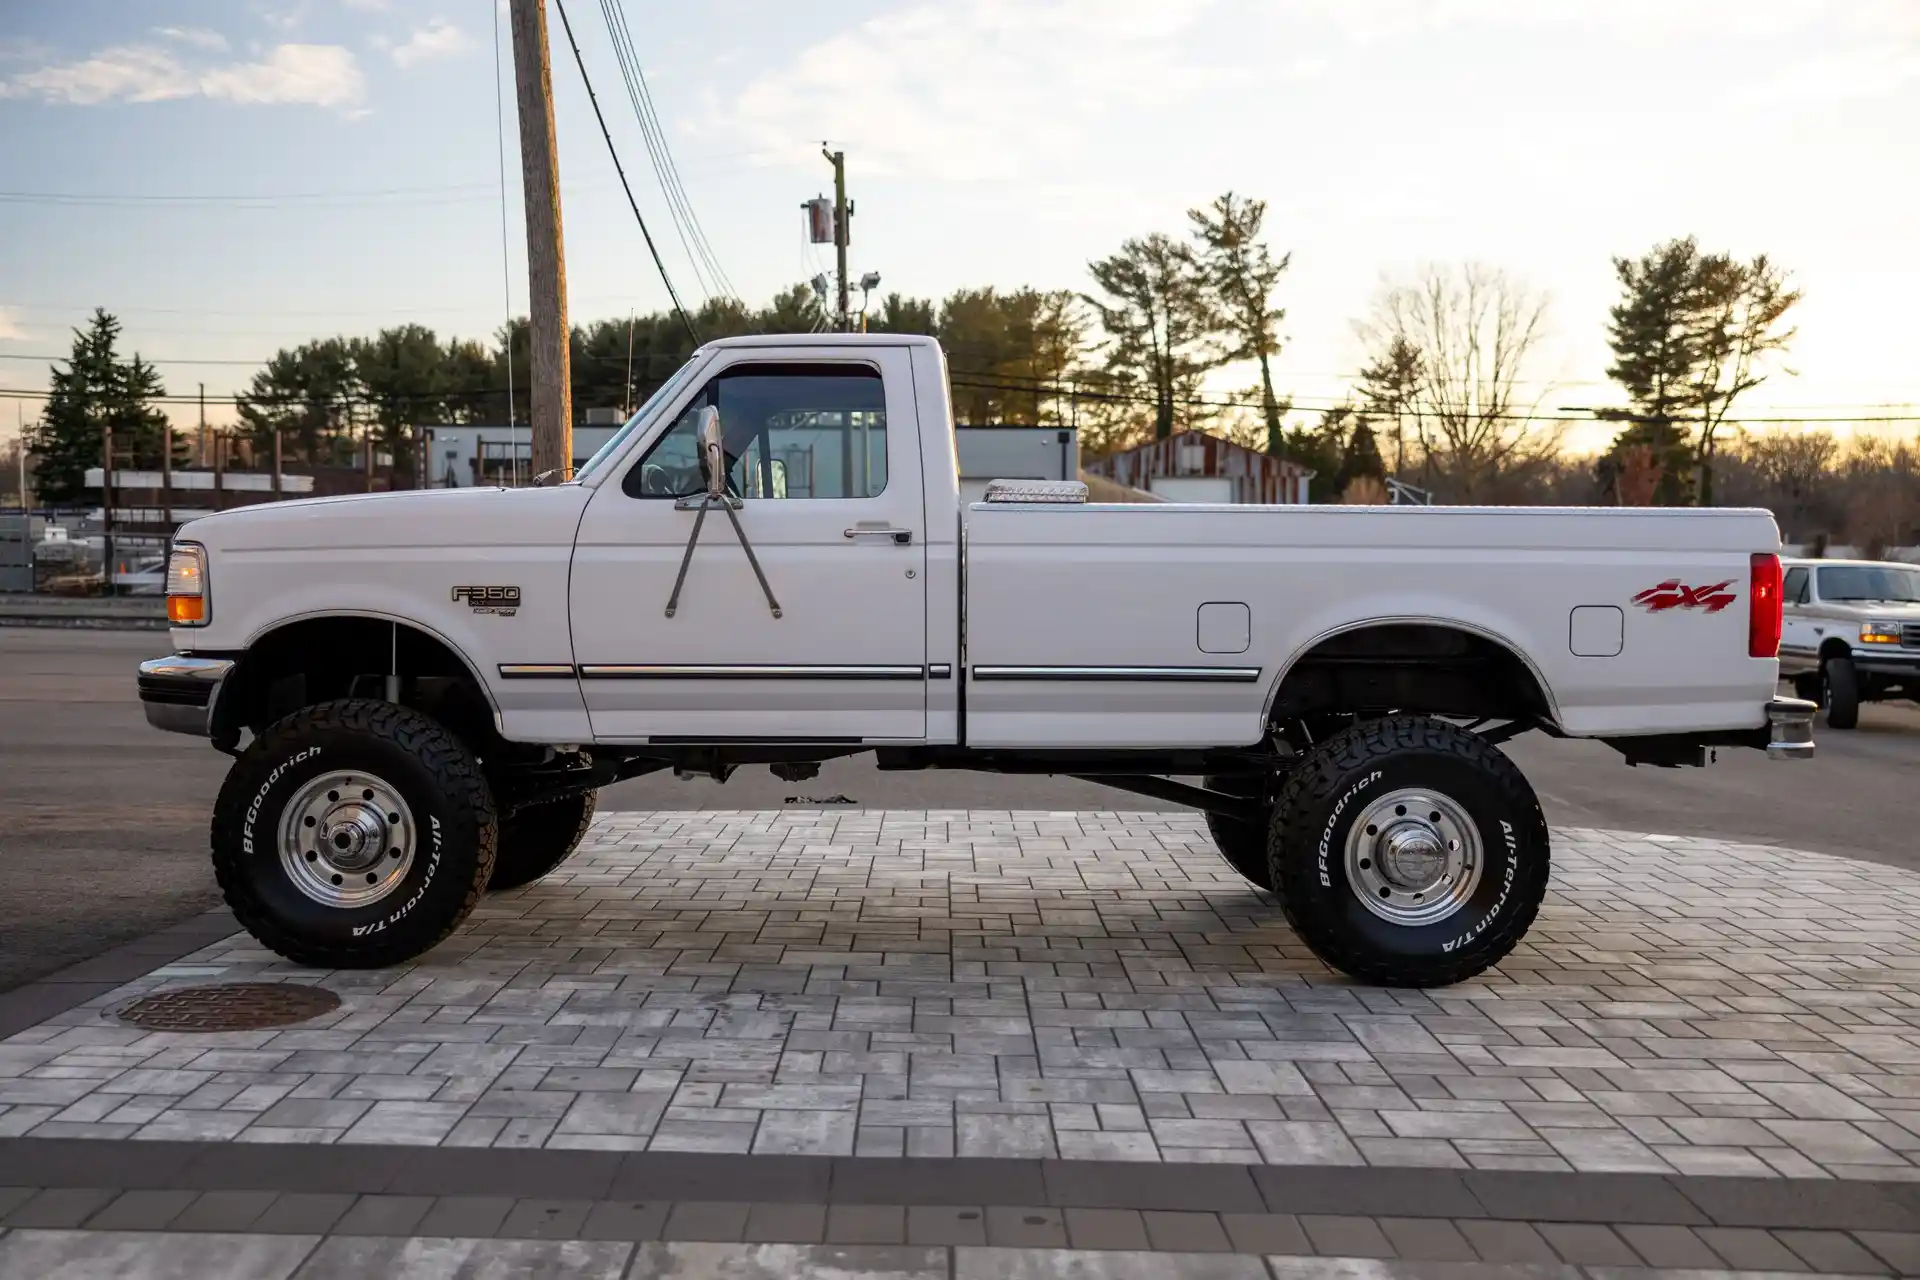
[1,41,364,110]
[1273,0,1920,43]
[1737,46,1920,107]
[155,27,230,52]
[0,308,25,343]
[380,19,475,69]
[721,0,1219,180]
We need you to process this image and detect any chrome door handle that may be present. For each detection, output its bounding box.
[844,527,913,545]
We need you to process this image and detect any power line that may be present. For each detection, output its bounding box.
[596,0,738,302]
[594,0,709,302]
[6,346,1918,423]
[548,0,698,345]
[492,0,522,486]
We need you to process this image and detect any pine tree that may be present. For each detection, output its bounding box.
[1334,419,1387,500]
[25,309,172,504]
[1188,193,1290,457]
[1601,238,1799,505]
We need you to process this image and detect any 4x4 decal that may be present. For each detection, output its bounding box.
[1631,579,1736,613]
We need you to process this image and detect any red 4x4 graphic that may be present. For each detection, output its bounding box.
[1631,579,1737,613]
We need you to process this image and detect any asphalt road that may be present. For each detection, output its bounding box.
[2,626,1912,993]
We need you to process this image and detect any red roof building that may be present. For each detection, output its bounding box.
[1082,430,1315,504]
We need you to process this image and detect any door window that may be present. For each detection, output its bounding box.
[625,363,888,500]
[1783,567,1809,605]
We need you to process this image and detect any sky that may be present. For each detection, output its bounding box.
[1,0,1917,455]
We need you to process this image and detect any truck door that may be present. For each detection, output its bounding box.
[569,350,930,743]
[1780,565,1816,666]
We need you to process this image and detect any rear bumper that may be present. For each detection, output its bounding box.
[1765,696,1816,761]
[137,655,234,738]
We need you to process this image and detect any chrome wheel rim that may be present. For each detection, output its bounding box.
[277,770,415,909]
[1344,787,1482,926]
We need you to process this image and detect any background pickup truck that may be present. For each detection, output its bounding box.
[139,333,1813,988]
[1780,557,1920,729]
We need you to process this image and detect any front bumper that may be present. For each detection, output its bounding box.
[1766,696,1817,761]
[1854,649,1920,678]
[137,655,235,738]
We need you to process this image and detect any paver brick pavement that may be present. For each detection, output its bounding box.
[6,812,1920,1178]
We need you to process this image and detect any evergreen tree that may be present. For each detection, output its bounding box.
[1354,338,1422,479]
[1601,237,1800,504]
[1334,419,1387,498]
[1086,233,1219,440]
[1285,405,1356,503]
[26,309,172,504]
[1188,192,1290,457]
[235,337,361,465]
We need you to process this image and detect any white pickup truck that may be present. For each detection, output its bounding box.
[139,333,1814,987]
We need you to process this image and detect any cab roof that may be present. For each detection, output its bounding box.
[697,332,941,352]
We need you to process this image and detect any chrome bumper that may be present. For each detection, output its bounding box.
[1766,696,1817,761]
[137,655,235,738]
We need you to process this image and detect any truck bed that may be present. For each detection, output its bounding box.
[962,502,1781,749]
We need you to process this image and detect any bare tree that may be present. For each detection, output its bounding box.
[1358,264,1560,501]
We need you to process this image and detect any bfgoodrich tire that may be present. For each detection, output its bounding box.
[489,791,597,890]
[1203,774,1275,891]
[210,698,498,969]
[1269,716,1549,987]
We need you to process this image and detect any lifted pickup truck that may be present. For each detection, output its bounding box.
[140,334,1814,987]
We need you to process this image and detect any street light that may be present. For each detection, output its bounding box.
[856,272,882,332]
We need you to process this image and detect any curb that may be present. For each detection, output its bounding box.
[0,909,238,1037]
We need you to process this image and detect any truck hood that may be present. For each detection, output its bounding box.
[178,484,593,554]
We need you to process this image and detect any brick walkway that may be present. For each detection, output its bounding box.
[5,812,1920,1179]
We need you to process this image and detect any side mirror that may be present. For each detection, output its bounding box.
[697,407,727,501]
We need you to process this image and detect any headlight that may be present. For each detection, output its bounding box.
[1860,621,1902,645]
[166,544,209,626]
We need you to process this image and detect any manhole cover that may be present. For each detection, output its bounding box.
[118,982,341,1032]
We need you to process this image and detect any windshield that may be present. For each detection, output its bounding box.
[571,357,701,482]
[1817,565,1920,603]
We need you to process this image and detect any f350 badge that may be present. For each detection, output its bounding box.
[1631,579,1735,614]
[452,585,521,617]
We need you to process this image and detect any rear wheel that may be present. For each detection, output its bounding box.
[1269,716,1549,987]
[488,791,598,890]
[1202,774,1274,891]
[210,699,497,969]
[1822,656,1860,730]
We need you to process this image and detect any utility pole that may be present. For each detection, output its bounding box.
[161,415,174,531]
[509,0,573,480]
[15,403,26,511]
[198,384,207,469]
[100,425,114,598]
[823,145,850,332]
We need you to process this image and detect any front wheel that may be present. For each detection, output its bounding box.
[1822,657,1860,730]
[489,791,597,890]
[1269,716,1549,987]
[210,699,498,969]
